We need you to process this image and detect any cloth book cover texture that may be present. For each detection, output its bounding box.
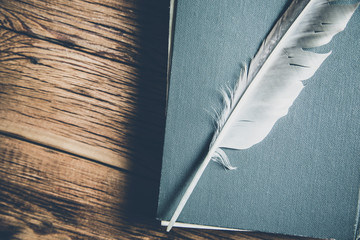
[157,0,360,239]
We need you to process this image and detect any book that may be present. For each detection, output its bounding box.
[157,0,360,239]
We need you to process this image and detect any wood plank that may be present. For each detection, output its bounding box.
[0,0,168,176]
[0,135,157,240]
[0,0,168,64]
[0,28,162,175]
[0,135,317,240]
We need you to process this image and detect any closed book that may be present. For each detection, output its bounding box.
[157,1,360,239]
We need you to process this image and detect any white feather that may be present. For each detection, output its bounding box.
[166,0,359,231]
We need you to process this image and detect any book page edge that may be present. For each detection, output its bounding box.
[161,221,250,231]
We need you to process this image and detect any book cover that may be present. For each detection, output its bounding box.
[157,1,360,239]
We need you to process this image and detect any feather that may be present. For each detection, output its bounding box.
[166,0,359,231]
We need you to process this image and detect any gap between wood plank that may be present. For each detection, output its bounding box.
[0,120,133,172]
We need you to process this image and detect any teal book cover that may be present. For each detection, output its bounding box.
[157,0,360,239]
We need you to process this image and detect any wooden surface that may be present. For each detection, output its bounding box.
[0,1,319,239]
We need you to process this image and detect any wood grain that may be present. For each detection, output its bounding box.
[0,0,319,239]
[0,29,138,171]
[1,0,143,63]
[0,0,168,176]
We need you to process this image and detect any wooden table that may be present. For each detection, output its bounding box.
[0,1,318,239]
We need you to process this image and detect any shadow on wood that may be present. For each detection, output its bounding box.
[117,0,168,222]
